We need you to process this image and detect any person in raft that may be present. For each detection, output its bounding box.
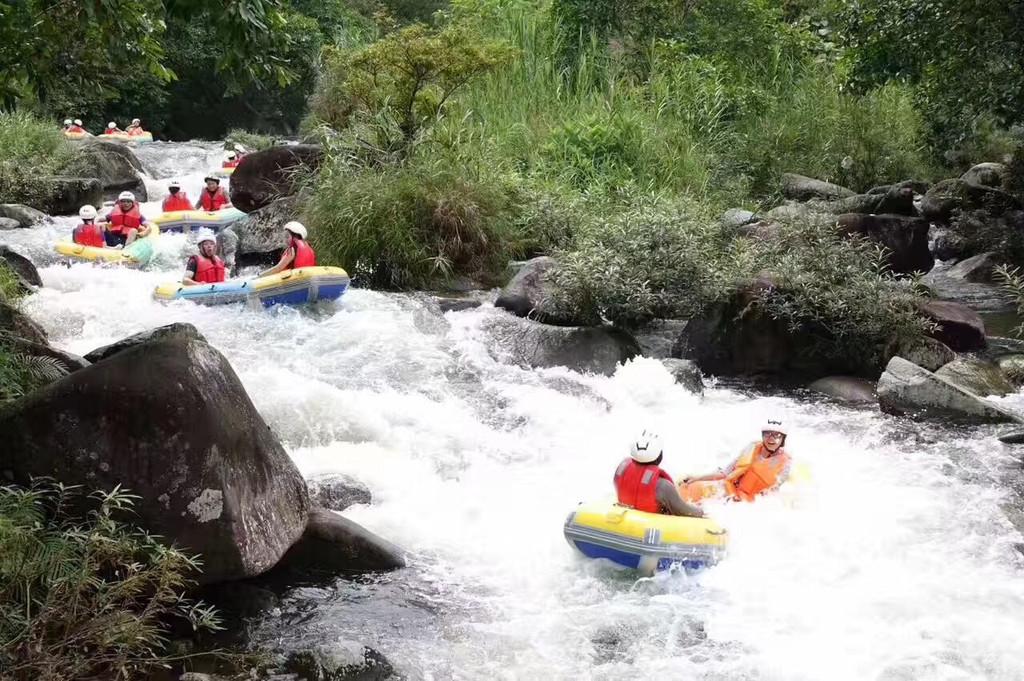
[195,176,231,211]
[72,205,105,247]
[613,430,705,518]
[162,179,192,212]
[103,121,124,135]
[62,118,72,131]
[67,118,86,133]
[222,150,241,168]
[98,191,150,247]
[682,419,793,503]
[126,118,145,136]
[182,234,226,286]
[259,221,316,276]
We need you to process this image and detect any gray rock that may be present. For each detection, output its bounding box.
[435,297,482,313]
[945,252,1000,283]
[916,300,987,352]
[217,225,239,274]
[487,314,640,376]
[836,213,933,274]
[997,354,1024,385]
[876,356,1022,423]
[868,180,930,195]
[824,187,916,216]
[961,162,1010,189]
[921,178,1021,225]
[781,173,855,202]
[230,144,323,213]
[307,473,372,511]
[635,319,689,359]
[661,358,704,395]
[84,322,204,363]
[0,218,20,231]
[808,376,877,404]
[986,336,1024,358]
[998,430,1024,444]
[894,336,955,372]
[232,195,301,265]
[495,256,583,326]
[0,301,47,344]
[0,331,310,584]
[277,507,405,575]
[285,642,394,681]
[935,357,1015,396]
[720,208,760,231]
[70,140,148,202]
[0,245,42,292]
[33,176,103,215]
[0,203,48,227]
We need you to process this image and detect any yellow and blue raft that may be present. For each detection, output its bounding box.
[53,226,159,266]
[153,266,350,307]
[151,208,245,233]
[99,131,154,144]
[564,500,728,574]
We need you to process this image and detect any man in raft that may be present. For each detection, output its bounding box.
[126,118,146,136]
[195,176,231,211]
[182,234,226,286]
[162,179,192,212]
[67,119,86,133]
[72,205,104,247]
[613,430,705,517]
[103,121,125,135]
[222,150,241,168]
[681,419,793,503]
[258,221,316,276]
[98,191,150,247]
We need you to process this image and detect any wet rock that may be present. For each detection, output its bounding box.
[0,245,42,292]
[945,252,1000,283]
[660,358,704,395]
[836,213,933,274]
[997,429,1024,444]
[488,314,640,376]
[33,176,103,215]
[284,642,394,681]
[217,226,239,274]
[84,322,205,363]
[69,140,148,201]
[916,300,987,351]
[876,356,1021,423]
[781,173,855,202]
[934,357,1015,397]
[720,208,760,231]
[807,376,877,404]
[961,162,1010,189]
[307,474,372,512]
[868,180,930,195]
[495,256,583,326]
[921,179,1021,225]
[997,355,1024,385]
[0,301,47,344]
[635,319,689,359]
[893,336,955,372]
[919,266,1011,314]
[435,297,482,313]
[930,226,971,262]
[0,332,310,584]
[824,186,916,216]
[232,195,301,265]
[276,507,405,575]
[230,144,323,213]
[2,336,89,375]
[0,203,47,228]
[0,218,18,230]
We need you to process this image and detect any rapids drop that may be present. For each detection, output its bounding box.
[4,142,1024,681]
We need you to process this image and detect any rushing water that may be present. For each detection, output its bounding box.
[4,143,1024,681]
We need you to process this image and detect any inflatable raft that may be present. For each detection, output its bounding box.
[212,166,236,178]
[151,208,245,233]
[54,229,158,266]
[564,500,728,574]
[63,131,91,141]
[153,266,350,307]
[100,132,153,144]
[679,462,813,504]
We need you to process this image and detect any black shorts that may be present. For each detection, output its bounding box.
[105,231,127,247]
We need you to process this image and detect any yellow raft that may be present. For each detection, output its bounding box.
[53,226,159,266]
[63,131,91,141]
[150,208,245,233]
[564,500,728,574]
[153,266,350,307]
[99,132,153,144]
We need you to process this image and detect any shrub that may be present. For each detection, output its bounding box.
[0,482,220,679]
[225,128,278,152]
[0,111,75,206]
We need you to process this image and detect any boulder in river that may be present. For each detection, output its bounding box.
[230,144,323,213]
[276,507,405,575]
[84,322,204,362]
[307,473,373,511]
[876,356,1021,423]
[284,642,394,681]
[916,300,987,352]
[0,300,47,344]
[836,213,933,274]
[0,245,42,293]
[660,358,704,395]
[32,176,102,215]
[893,336,955,372]
[0,203,48,228]
[67,139,148,202]
[934,357,1015,397]
[781,173,855,202]
[231,195,301,265]
[944,252,1000,284]
[495,256,584,326]
[0,331,310,584]
[807,376,877,404]
[0,218,18,231]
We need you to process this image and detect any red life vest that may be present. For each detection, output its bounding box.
[199,188,229,211]
[73,222,104,247]
[192,254,225,284]
[162,194,192,212]
[222,159,240,168]
[289,237,316,269]
[108,204,142,233]
[67,125,85,133]
[614,458,674,513]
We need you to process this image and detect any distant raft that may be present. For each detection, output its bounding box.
[53,229,159,266]
[212,166,237,178]
[151,208,245,233]
[153,266,350,307]
[63,131,91,141]
[564,500,728,574]
[99,132,154,144]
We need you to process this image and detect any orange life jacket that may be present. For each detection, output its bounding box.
[724,442,791,502]
[199,188,229,211]
[191,254,225,284]
[162,194,192,212]
[103,128,124,135]
[614,458,674,513]
[108,204,142,233]
[288,237,316,269]
[73,222,104,248]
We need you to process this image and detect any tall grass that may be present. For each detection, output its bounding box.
[0,111,75,207]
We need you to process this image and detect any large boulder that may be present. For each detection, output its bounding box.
[824,186,916,216]
[893,336,955,372]
[836,213,933,274]
[68,140,148,202]
[660,358,704,395]
[231,195,301,265]
[945,252,1000,283]
[0,332,309,584]
[0,218,18,231]
[307,473,372,512]
[485,314,640,376]
[230,144,323,213]
[807,376,877,404]
[635,319,689,359]
[961,162,1010,190]
[916,300,986,351]
[495,256,582,326]
[284,642,394,681]
[921,178,1021,225]
[84,322,203,362]
[32,177,103,215]
[781,173,855,202]
[934,357,1015,397]
[0,301,47,344]
[0,203,48,228]
[0,245,43,293]
[276,507,405,575]
[997,354,1024,385]
[877,356,1021,423]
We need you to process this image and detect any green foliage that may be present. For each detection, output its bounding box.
[226,129,278,152]
[0,263,22,305]
[0,343,66,404]
[0,482,220,679]
[995,265,1024,338]
[0,111,75,206]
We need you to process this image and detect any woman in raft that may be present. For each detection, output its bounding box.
[679,418,792,503]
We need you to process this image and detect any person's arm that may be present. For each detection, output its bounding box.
[194,196,203,210]
[656,479,705,518]
[259,247,294,277]
[182,256,200,285]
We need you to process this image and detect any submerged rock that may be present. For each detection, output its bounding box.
[934,357,1015,397]
[807,376,877,404]
[486,313,639,376]
[876,356,1021,423]
[660,358,704,395]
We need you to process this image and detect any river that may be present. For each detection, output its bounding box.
[3,142,1024,681]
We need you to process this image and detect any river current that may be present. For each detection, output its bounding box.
[3,142,1024,681]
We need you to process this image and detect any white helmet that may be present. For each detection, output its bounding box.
[197,234,217,246]
[131,118,141,125]
[225,151,237,160]
[73,119,82,126]
[78,205,97,220]
[629,429,663,464]
[117,191,135,202]
[63,119,72,126]
[168,179,181,189]
[762,418,787,436]
[107,122,117,129]
[284,221,307,239]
